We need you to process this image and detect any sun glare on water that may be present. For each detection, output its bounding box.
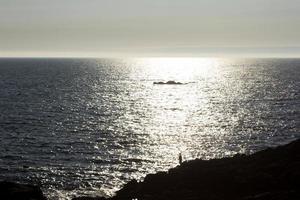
[134,57,220,81]
[124,57,224,167]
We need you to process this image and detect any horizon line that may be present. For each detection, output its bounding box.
[0,55,300,59]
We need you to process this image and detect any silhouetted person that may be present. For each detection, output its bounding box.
[179,153,182,165]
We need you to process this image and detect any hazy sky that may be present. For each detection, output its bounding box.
[1,0,300,57]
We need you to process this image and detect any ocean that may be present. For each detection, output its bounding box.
[0,58,299,199]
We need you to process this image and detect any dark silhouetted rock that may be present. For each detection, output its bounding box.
[0,181,47,200]
[74,139,300,200]
[113,139,300,200]
[114,179,139,199]
[153,81,184,85]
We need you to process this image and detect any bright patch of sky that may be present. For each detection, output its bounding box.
[1,0,299,56]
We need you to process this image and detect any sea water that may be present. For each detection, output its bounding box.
[0,58,299,199]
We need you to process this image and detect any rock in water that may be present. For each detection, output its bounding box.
[153,81,184,85]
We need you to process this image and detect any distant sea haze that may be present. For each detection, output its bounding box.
[0,58,299,199]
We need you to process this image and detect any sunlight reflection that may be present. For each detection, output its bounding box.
[132,57,220,82]
[130,57,222,166]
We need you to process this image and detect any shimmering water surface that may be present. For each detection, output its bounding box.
[0,58,299,199]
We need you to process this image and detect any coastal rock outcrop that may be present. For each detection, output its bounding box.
[0,181,47,200]
[3,139,300,200]
[78,138,300,200]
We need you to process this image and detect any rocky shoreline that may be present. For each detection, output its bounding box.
[1,139,299,200]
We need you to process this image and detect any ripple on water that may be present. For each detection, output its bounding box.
[0,58,299,199]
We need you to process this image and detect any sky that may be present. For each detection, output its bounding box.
[0,0,300,57]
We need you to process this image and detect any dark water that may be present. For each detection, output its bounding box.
[0,58,299,199]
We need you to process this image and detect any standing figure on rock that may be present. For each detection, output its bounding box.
[179,153,182,165]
